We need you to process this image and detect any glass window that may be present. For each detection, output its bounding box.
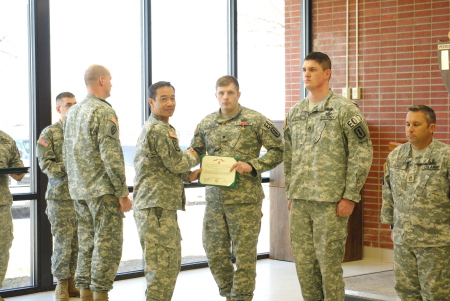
[2,201,32,290]
[152,0,228,264]
[49,0,144,274]
[0,0,32,194]
[238,0,286,253]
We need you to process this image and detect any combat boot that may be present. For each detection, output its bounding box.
[93,291,109,301]
[81,288,94,301]
[68,275,80,297]
[55,279,69,301]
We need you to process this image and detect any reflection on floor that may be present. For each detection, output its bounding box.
[4,259,395,301]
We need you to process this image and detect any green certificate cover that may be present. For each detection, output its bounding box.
[0,167,29,175]
[198,155,239,188]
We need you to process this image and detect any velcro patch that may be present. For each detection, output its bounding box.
[38,138,50,147]
[168,131,178,139]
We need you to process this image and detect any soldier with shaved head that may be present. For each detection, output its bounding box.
[63,64,132,301]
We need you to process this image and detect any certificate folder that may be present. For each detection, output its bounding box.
[0,167,29,175]
[198,155,239,188]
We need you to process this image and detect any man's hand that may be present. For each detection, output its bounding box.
[287,199,292,211]
[119,196,132,212]
[188,168,202,182]
[10,173,25,181]
[336,198,355,217]
[185,148,199,158]
[9,165,25,181]
[230,161,252,175]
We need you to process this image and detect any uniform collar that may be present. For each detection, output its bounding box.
[301,90,334,113]
[87,94,112,107]
[401,139,437,163]
[215,105,243,123]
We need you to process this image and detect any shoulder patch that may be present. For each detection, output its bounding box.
[168,130,178,139]
[38,138,50,147]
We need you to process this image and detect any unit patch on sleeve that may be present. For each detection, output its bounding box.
[353,126,367,140]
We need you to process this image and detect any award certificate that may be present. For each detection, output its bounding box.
[198,155,238,187]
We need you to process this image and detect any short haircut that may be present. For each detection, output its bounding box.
[84,64,110,86]
[216,75,239,92]
[305,51,332,71]
[408,105,436,125]
[148,81,175,100]
[55,92,75,106]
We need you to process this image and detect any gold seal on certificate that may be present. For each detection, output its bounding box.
[198,155,239,187]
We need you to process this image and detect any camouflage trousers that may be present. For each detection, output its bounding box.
[394,244,450,300]
[0,204,13,289]
[203,193,263,301]
[290,199,348,301]
[134,207,181,301]
[74,195,124,292]
[46,199,78,280]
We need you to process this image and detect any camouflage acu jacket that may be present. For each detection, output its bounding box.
[382,139,450,247]
[284,90,373,203]
[37,120,71,200]
[191,105,283,204]
[63,94,128,200]
[133,113,199,210]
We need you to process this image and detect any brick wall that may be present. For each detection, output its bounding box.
[285,0,450,249]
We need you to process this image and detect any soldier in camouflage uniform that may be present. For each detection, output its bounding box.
[382,105,450,300]
[0,131,24,301]
[284,52,373,301]
[133,81,200,301]
[63,65,132,301]
[190,75,283,301]
[37,92,79,301]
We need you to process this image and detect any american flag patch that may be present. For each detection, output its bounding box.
[38,138,50,147]
[168,131,178,139]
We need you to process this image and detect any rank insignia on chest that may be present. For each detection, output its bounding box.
[240,122,247,130]
[422,165,440,170]
[406,174,415,183]
[168,131,178,139]
[38,138,50,147]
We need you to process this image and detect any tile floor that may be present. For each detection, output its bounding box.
[4,259,394,301]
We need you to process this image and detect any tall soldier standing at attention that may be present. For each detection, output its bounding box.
[0,131,24,301]
[284,52,373,301]
[37,92,79,301]
[133,81,200,301]
[190,75,283,301]
[63,64,132,301]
